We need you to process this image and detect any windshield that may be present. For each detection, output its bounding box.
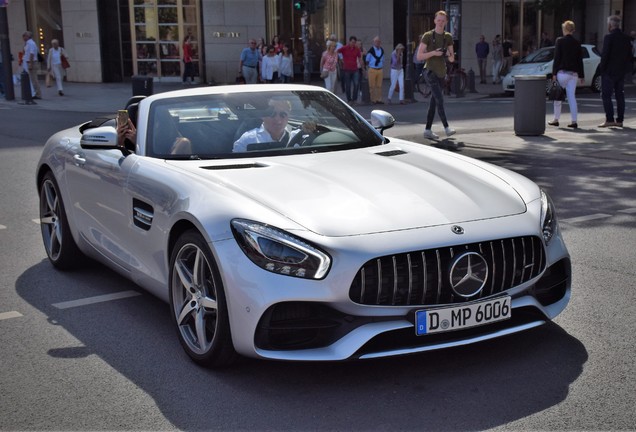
[519,47,554,64]
[146,90,384,159]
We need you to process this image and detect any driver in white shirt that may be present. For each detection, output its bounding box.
[233,99,300,152]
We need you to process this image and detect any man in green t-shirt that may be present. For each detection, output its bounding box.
[416,10,456,140]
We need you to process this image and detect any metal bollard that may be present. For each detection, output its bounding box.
[452,73,464,98]
[467,68,477,93]
[360,76,370,104]
[20,71,36,104]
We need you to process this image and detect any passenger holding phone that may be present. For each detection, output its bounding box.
[417,10,456,140]
[116,108,191,154]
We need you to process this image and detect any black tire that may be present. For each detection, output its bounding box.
[591,73,601,93]
[39,171,83,270]
[169,230,236,367]
[415,73,431,97]
[545,76,553,96]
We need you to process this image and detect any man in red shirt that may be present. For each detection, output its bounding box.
[337,36,362,104]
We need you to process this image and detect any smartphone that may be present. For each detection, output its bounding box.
[117,109,129,127]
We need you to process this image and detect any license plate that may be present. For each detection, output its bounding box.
[415,296,511,335]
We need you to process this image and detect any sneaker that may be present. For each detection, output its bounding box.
[598,121,616,127]
[58,90,64,96]
[567,122,577,128]
[548,120,559,126]
[615,121,623,127]
[444,127,456,137]
[423,129,439,140]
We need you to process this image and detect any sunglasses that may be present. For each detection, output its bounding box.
[267,110,289,119]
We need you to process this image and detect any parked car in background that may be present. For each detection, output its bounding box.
[36,84,572,368]
[502,44,601,95]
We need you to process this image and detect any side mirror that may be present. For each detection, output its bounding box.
[80,126,119,150]
[370,110,395,135]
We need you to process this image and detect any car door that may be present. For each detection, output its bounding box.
[64,144,140,272]
[581,46,595,86]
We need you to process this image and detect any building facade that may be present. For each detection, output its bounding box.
[3,0,635,86]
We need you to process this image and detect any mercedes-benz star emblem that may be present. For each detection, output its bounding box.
[451,225,464,234]
[449,252,489,298]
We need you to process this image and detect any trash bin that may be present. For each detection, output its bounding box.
[514,75,546,136]
[132,75,153,96]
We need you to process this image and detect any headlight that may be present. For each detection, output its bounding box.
[540,190,558,244]
[231,219,331,279]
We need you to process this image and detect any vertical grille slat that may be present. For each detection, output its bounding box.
[421,251,428,304]
[406,254,413,306]
[375,259,382,304]
[391,256,398,305]
[350,236,546,307]
[435,250,442,304]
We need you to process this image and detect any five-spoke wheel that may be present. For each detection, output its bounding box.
[169,230,235,367]
[39,172,82,269]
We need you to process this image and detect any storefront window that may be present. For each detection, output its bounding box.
[24,0,64,61]
[265,0,344,76]
[504,0,542,62]
[130,0,200,80]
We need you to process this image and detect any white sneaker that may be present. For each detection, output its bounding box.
[423,129,439,140]
[445,127,456,137]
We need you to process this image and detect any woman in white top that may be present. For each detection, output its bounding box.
[261,46,280,83]
[278,43,294,83]
[47,39,66,96]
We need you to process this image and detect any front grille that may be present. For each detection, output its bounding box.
[349,236,545,306]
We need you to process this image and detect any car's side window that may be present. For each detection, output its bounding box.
[580,47,589,59]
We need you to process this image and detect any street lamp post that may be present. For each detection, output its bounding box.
[404,0,414,102]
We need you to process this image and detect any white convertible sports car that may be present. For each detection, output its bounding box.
[37,84,571,367]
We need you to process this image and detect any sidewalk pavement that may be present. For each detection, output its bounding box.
[2,77,634,161]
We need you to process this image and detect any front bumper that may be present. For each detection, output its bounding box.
[213,212,571,362]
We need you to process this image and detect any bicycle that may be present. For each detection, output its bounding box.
[414,71,431,98]
[444,61,467,95]
[415,61,467,98]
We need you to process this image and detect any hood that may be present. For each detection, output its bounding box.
[184,146,527,237]
[510,61,552,76]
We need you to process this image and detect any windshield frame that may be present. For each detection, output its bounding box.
[145,89,385,160]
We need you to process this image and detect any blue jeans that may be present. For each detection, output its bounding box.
[601,74,625,122]
[343,69,359,102]
[423,69,449,129]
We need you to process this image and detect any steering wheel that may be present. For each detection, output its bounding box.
[286,124,329,148]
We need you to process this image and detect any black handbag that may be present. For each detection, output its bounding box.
[547,81,565,101]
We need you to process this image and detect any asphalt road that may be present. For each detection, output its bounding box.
[1,95,635,430]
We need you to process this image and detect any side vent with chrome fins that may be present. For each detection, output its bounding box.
[132,199,154,231]
[202,163,266,170]
[375,150,407,157]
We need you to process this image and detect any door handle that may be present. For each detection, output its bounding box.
[73,154,86,167]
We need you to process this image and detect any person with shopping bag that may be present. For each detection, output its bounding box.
[47,39,67,96]
[547,20,584,129]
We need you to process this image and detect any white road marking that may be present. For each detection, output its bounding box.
[52,290,142,310]
[0,311,24,320]
[618,208,636,214]
[0,224,6,230]
[560,213,612,224]
[32,219,41,224]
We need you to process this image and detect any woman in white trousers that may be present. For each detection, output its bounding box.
[548,20,584,128]
[387,44,405,103]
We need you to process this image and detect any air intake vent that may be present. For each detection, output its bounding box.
[202,163,266,170]
[375,150,407,157]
